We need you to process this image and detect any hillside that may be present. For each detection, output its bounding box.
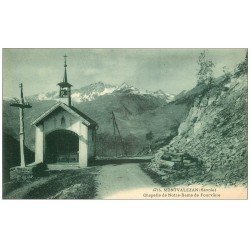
[2,134,34,183]
[146,61,248,186]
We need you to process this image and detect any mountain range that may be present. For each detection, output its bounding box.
[22,82,175,103]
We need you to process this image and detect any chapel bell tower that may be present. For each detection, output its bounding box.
[58,55,72,106]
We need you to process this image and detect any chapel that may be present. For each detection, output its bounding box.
[32,55,98,167]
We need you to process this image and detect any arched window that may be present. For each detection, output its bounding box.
[61,116,66,126]
[53,117,57,127]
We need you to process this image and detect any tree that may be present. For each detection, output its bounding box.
[222,66,232,81]
[197,50,215,85]
[234,51,248,77]
[146,131,154,154]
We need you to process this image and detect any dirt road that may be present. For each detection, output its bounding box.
[4,163,159,199]
[96,163,160,199]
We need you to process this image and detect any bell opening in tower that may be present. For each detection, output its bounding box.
[60,87,69,98]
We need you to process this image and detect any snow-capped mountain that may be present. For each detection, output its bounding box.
[114,82,140,94]
[27,82,115,103]
[114,83,175,102]
[149,90,175,102]
[25,82,174,103]
[71,82,116,102]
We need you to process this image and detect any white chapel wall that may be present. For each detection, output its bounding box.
[79,123,88,166]
[35,124,44,163]
[43,110,80,135]
[88,128,95,158]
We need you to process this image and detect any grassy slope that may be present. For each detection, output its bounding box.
[3,168,100,199]
[2,134,35,183]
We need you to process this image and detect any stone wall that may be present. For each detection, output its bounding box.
[10,167,33,182]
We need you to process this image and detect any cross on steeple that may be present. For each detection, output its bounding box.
[63,54,68,83]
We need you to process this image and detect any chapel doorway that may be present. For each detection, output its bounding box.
[45,130,79,163]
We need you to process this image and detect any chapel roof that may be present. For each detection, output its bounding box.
[31,102,98,128]
[57,82,72,87]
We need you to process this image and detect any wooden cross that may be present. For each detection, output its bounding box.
[10,83,32,167]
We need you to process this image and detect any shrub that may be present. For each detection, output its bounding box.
[32,162,48,177]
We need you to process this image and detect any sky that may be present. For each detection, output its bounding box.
[3,48,247,98]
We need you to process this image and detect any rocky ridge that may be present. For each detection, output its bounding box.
[148,68,247,185]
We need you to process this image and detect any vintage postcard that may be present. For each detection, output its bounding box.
[2,48,248,199]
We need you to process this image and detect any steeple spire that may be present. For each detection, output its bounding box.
[63,54,68,83]
[58,54,72,106]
